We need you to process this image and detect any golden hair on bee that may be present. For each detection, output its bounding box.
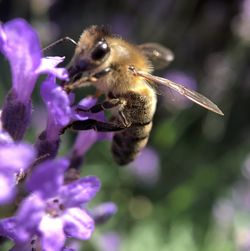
[62,25,223,165]
[68,25,153,94]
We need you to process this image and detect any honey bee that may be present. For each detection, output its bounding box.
[62,25,223,165]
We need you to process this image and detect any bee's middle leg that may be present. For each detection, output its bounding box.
[61,119,128,134]
[76,98,121,113]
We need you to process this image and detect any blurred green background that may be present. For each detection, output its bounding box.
[1,0,250,250]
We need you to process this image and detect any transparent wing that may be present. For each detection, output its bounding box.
[130,68,224,115]
[138,43,174,70]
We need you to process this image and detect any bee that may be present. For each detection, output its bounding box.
[62,25,223,165]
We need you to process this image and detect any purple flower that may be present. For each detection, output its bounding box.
[0,218,41,251]
[91,202,117,224]
[98,232,121,251]
[127,147,160,186]
[0,217,18,242]
[35,75,72,159]
[69,96,112,169]
[0,143,35,204]
[0,218,78,251]
[0,18,68,140]
[0,19,67,102]
[63,240,81,251]
[11,158,100,250]
[11,234,42,251]
[41,75,72,134]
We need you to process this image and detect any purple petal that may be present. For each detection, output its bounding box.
[0,18,41,67]
[63,241,81,251]
[39,216,65,251]
[11,243,34,251]
[0,18,41,101]
[35,130,60,159]
[11,233,42,251]
[91,202,117,224]
[63,208,94,240]
[15,194,45,243]
[36,75,69,156]
[0,23,7,45]
[60,176,101,207]
[72,96,110,148]
[74,97,106,121]
[36,57,68,80]
[0,173,15,204]
[78,96,97,108]
[0,130,13,145]
[71,96,97,121]
[0,217,18,241]
[69,130,99,169]
[73,130,99,156]
[41,76,72,127]
[0,142,34,204]
[26,158,69,197]
[0,143,35,172]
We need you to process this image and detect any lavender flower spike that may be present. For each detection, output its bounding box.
[36,75,72,159]
[0,19,68,140]
[14,158,100,251]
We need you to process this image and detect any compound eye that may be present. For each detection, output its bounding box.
[91,40,110,61]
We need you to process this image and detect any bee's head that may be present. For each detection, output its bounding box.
[68,25,111,79]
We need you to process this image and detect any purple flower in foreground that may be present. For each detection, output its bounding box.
[0,218,78,251]
[0,217,18,242]
[10,158,100,251]
[0,19,68,102]
[0,18,68,140]
[41,75,72,134]
[0,217,39,251]
[0,142,35,204]
[35,75,72,159]
[0,129,13,145]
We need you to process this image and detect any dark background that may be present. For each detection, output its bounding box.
[1,0,250,250]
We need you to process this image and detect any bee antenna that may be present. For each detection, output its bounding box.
[42,36,77,52]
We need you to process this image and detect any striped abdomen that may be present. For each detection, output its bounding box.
[112,122,153,165]
[111,89,156,165]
